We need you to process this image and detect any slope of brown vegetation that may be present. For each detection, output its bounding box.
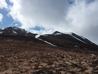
[0,38,98,74]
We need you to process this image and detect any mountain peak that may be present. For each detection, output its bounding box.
[52,31,63,35]
[0,27,37,38]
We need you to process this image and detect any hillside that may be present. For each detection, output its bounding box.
[0,27,98,74]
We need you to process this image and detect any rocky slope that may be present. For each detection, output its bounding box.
[39,31,98,51]
[0,27,98,74]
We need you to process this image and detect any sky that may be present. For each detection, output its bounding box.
[0,0,98,44]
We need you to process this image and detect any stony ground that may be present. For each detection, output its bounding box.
[0,39,98,74]
[0,48,98,74]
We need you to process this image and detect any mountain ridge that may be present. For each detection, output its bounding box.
[0,27,98,51]
[39,31,98,51]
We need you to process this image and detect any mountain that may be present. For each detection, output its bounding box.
[0,27,98,50]
[39,31,98,51]
[0,27,98,74]
[0,27,37,40]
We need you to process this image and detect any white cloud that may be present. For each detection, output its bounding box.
[0,0,8,9]
[0,13,3,22]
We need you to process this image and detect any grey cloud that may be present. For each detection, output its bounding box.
[66,0,98,44]
[9,0,98,44]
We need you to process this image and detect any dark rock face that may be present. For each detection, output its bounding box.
[2,27,27,36]
[39,31,98,51]
[0,27,37,40]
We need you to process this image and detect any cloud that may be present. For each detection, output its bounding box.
[0,13,3,22]
[9,0,71,33]
[66,0,98,44]
[9,0,98,44]
[0,0,8,9]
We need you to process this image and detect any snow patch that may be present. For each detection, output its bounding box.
[0,31,2,34]
[70,34,86,44]
[54,32,62,35]
[35,35,40,38]
[12,30,17,34]
[38,38,56,47]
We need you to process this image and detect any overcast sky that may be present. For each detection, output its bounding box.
[0,0,98,44]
